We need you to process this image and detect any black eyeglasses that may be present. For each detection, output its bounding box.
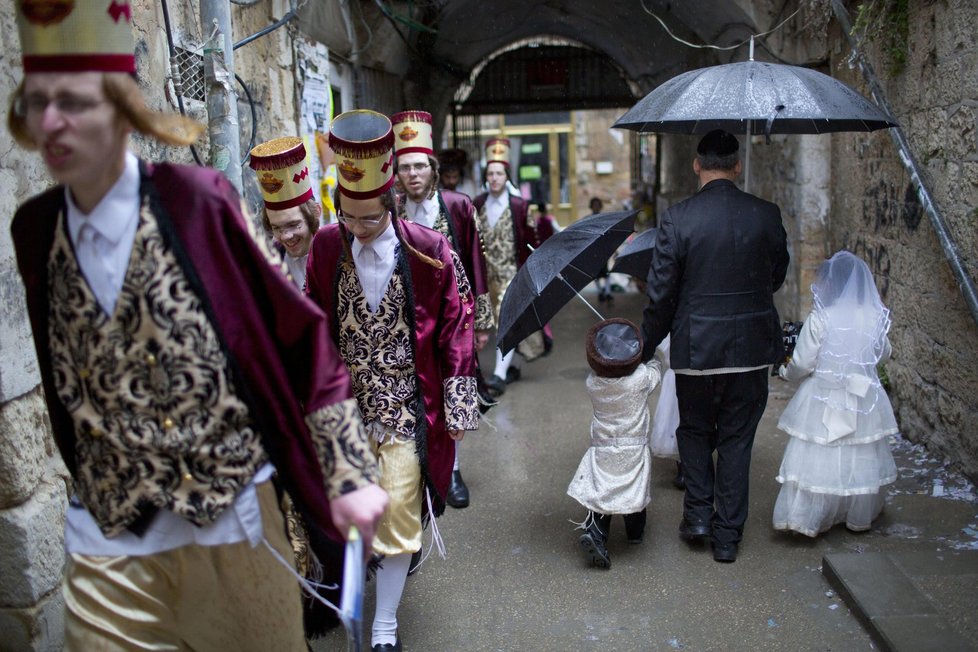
[397,162,431,175]
[336,210,389,227]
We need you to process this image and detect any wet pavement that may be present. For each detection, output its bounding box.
[313,288,978,652]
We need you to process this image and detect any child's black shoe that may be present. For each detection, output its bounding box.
[579,530,611,569]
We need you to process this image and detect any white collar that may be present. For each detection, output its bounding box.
[488,191,509,209]
[407,194,439,219]
[67,151,140,245]
[351,219,397,261]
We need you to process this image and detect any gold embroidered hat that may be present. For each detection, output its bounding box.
[329,110,395,199]
[249,137,314,210]
[485,138,511,168]
[391,110,433,156]
[16,0,137,73]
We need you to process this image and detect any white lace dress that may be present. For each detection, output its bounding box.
[773,308,898,536]
[567,361,662,515]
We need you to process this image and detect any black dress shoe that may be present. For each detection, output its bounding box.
[712,541,738,563]
[484,375,506,397]
[505,366,521,384]
[446,470,470,508]
[672,461,686,490]
[372,635,402,652]
[679,519,711,541]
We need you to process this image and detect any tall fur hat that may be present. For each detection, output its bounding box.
[585,318,643,378]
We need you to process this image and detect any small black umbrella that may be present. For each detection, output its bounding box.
[610,228,658,278]
[497,210,637,355]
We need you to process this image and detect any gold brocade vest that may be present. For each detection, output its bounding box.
[47,205,267,536]
[337,260,419,439]
[477,203,517,317]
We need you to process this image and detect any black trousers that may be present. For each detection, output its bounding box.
[675,369,769,546]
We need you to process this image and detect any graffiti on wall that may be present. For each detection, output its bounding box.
[861,175,923,233]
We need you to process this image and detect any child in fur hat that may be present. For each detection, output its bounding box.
[567,318,662,568]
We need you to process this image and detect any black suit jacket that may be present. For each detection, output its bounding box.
[641,178,789,369]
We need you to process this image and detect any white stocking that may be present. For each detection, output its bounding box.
[453,441,460,472]
[493,347,515,380]
[372,552,411,647]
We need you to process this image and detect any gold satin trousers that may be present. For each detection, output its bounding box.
[63,481,306,651]
[372,436,423,557]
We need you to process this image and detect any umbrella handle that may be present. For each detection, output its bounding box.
[557,273,606,321]
[525,243,606,322]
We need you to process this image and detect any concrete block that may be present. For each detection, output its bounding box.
[0,388,50,508]
[823,552,936,619]
[0,588,65,652]
[873,614,974,652]
[0,479,67,608]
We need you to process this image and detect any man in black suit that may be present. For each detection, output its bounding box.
[641,130,789,563]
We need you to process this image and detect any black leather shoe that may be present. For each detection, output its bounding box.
[372,635,402,652]
[484,375,506,397]
[712,541,738,563]
[446,470,470,508]
[579,531,611,569]
[672,461,686,490]
[505,366,521,384]
[679,519,711,541]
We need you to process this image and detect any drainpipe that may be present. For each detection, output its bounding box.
[831,0,978,328]
[200,0,243,192]
[339,0,363,108]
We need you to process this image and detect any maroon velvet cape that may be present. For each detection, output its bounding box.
[305,219,475,514]
[439,189,490,300]
[11,161,356,547]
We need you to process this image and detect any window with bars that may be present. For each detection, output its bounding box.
[171,46,206,103]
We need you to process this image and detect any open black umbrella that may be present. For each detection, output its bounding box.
[610,228,657,278]
[497,210,637,355]
[614,59,896,136]
[614,45,897,190]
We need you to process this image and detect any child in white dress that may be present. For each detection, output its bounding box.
[773,251,898,536]
[568,319,662,568]
[649,334,684,489]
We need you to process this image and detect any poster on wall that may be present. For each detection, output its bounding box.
[300,69,333,215]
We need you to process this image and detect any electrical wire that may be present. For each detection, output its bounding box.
[638,0,802,53]
[160,0,203,165]
[236,73,257,167]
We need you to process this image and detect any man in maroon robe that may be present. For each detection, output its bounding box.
[8,4,386,648]
[473,138,556,396]
[306,109,478,652]
[391,110,493,508]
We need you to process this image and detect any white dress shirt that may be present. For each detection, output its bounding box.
[485,192,509,229]
[285,253,308,291]
[405,195,439,229]
[62,150,273,556]
[352,221,398,312]
[66,152,140,315]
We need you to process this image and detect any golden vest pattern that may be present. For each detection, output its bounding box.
[337,258,419,440]
[47,204,267,536]
[477,203,518,321]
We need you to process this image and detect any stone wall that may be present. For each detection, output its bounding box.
[824,0,978,480]
[0,1,324,648]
